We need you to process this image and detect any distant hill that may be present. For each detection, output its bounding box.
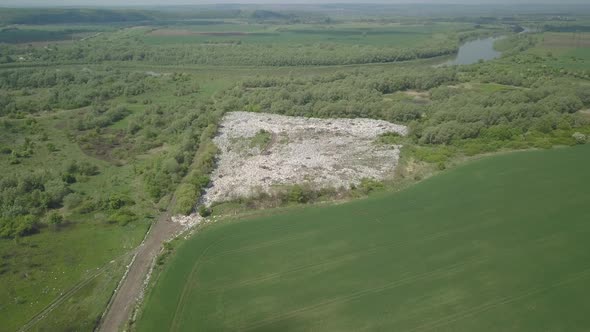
[0,8,154,25]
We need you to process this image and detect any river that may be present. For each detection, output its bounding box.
[439,35,506,66]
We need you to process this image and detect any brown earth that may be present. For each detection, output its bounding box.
[96,202,183,332]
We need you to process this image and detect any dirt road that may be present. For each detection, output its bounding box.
[97,208,184,332]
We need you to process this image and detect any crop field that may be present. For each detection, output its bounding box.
[0,25,111,44]
[142,23,463,47]
[527,32,590,70]
[542,32,590,49]
[138,145,590,331]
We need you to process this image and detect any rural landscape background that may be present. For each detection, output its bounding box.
[1,1,589,331]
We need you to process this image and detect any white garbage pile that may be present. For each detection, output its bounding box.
[200,111,408,206]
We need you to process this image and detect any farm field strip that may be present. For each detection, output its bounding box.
[138,145,590,331]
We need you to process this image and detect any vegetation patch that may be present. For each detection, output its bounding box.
[542,32,590,49]
[248,129,273,150]
[138,145,590,331]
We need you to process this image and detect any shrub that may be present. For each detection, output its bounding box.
[108,209,137,226]
[0,145,12,154]
[376,132,403,145]
[0,215,39,238]
[156,242,174,265]
[61,172,76,184]
[108,194,132,210]
[77,199,98,214]
[174,183,198,215]
[413,146,455,163]
[78,161,99,176]
[357,178,385,195]
[46,143,57,152]
[42,179,70,208]
[573,132,587,145]
[287,184,314,204]
[46,211,63,226]
[63,193,83,209]
[198,206,212,218]
[249,129,272,149]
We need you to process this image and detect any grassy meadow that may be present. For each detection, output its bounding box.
[138,145,590,331]
[527,32,590,71]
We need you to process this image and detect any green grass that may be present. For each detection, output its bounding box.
[141,22,462,47]
[0,62,253,330]
[249,129,272,150]
[527,32,590,70]
[0,108,154,331]
[0,221,148,331]
[138,145,590,331]
[472,82,521,92]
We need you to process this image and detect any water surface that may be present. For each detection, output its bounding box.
[441,35,505,66]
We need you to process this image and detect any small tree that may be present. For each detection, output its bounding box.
[198,206,212,218]
[573,132,587,145]
[47,211,63,228]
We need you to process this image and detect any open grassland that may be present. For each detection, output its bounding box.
[138,145,590,331]
[527,32,590,70]
[0,222,146,332]
[542,32,590,49]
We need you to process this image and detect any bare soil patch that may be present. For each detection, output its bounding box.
[97,203,185,332]
[202,112,408,205]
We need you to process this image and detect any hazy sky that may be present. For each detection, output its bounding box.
[1,0,588,6]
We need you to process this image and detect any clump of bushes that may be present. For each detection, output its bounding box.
[198,206,212,218]
[0,171,73,238]
[156,241,175,266]
[107,209,137,226]
[573,132,587,144]
[249,129,272,150]
[173,124,219,215]
[46,211,64,230]
[355,178,385,195]
[376,132,403,145]
[0,215,39,238]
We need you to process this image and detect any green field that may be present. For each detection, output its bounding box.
[139,145,590,331]
[526,32,590,70]
[142,23,462,47]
